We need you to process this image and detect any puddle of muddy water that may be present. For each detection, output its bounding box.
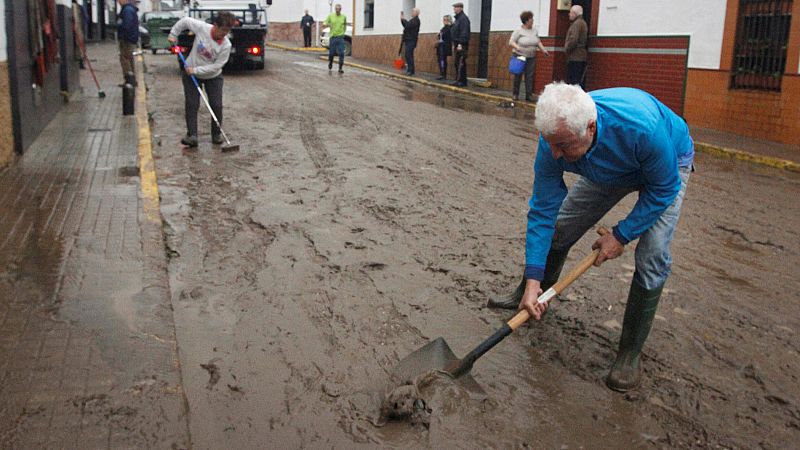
[388,82,537,121]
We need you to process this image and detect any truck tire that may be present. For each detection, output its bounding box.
[152,48,158,54]
[344,39,352,56]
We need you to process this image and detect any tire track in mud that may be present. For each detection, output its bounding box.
[299,116,333,171]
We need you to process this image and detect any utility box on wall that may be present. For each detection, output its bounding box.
[557,0,572,11]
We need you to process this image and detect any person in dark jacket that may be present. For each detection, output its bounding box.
[400,8,421,76]
[436,15,453,80]
[300,10,314,48]
[450,2,470,87]
[116,0,139,84]
[565,5,588,88]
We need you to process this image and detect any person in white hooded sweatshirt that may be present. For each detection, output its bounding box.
[169,12,235,147]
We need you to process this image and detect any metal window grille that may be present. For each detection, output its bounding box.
[364,0,375,29]
[731,0,793,91]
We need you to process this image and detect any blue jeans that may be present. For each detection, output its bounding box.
[550,166,691,290]
[404,40,417,74]
[328,36,345,67]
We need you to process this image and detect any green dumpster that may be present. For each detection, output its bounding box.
[143,11,180,54]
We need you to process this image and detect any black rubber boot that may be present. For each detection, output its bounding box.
[487,248,569,309]
[181,134,198,147]
[606,279,664,392]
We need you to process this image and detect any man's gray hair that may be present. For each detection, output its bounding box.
[534,82,597,137]
[570,5,583,15]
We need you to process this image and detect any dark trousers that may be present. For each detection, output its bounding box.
[403,40,417,74]
[567,61,587,89]
[182,73,223,137]
[513,56,536,99]
[436,44,449,78]
[454,44,468,84]
[328,36,345,68]
[303,27,312,47]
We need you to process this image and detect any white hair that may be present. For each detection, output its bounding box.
[570,5,583,15]
[534,82,597,137]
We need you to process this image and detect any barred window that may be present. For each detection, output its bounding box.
[730,0,793,91]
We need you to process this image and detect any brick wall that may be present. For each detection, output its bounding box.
[269,21,319,45]
[353,33,481,78]
[584,36,690,114]
[354,32,689,114]
[685,71,800,146]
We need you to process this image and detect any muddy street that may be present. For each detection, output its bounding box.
[144,48,800,449]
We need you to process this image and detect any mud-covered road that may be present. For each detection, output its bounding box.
[145,49,800,449]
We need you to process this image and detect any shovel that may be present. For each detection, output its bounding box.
[391,228,608,391]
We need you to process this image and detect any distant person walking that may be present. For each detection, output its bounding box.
[301,10,314,48]
[116,0,139,84]
[400,8,421,76]
[436,15,453,80]
[324,4,347,73]
[509,10,549,102]
[565,5,588,89]
[450,2,471,87]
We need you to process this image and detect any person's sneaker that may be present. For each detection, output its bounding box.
[435,76,445,80]
[181,135,198,147]
[212,134,224,145]
[328,62,333,70]
[338,68,344,73]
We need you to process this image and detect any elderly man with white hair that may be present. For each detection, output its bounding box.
[565,5,588,88]
[488,82,694,392]
[400,8,421,76]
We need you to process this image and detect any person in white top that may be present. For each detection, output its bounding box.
[168,12,235,147]
[508,11,549,102]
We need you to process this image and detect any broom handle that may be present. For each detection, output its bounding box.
[176,49,231,145]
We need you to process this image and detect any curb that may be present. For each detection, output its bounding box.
[321,56,537,111]
[693,142,799,173]
[266,42,326,52]
[273,42,799,173]
[135,54,163,225]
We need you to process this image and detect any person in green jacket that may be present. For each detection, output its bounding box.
[325,4,347,73]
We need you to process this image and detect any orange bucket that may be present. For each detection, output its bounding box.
[393,58,405,70]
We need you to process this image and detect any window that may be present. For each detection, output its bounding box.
[730,0,793,91]
[364,0,375,29]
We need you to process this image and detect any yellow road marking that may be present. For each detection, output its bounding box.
[135,54,162,225]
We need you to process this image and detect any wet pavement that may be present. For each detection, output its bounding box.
[0,43,189,448]
[146,47,799,449]
[2,41,799,449]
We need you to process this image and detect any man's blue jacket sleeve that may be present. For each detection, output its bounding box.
[524,137,567,281]
[612,128,681,244]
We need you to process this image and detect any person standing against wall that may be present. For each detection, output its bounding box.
[450,2,471,87]
[400,8,421,76]
[565,5,588,89]
[509,10,549,101]
[436,15,453,81]
[301,10,314,48]
[116,0,139,85]
[324,4,347,73]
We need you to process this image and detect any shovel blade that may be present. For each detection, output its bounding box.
[391,337,485,395]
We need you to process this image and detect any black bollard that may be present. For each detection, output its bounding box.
[125,71,137,87]
[122,82,135,115]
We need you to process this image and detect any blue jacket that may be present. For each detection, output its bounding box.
[117,4,139,44]
[525,87,694,281]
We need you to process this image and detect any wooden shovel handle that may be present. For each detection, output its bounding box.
[506,227,609,330]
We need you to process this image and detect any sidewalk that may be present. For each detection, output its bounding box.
[0,42,189,448]
[269,41,799,171]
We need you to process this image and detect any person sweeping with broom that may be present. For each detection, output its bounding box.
[489,82,694,392]
[168,12,236,148]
